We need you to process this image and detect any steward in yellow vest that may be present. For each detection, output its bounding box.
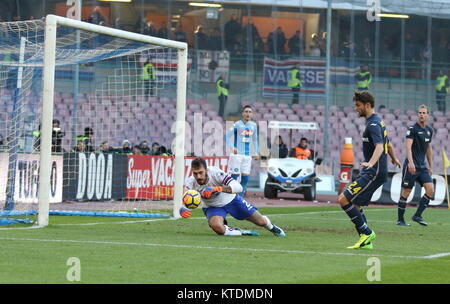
[355,64,372,90]
[216,74,229,118]
[287,65,302,104]
[435,70,449,112]
[142,61,156,97]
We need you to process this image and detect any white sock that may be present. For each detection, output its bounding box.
[223,225,242,236]
[262,216,274,230]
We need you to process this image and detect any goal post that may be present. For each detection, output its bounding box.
[0,15,188,227]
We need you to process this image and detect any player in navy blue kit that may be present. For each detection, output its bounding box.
[397,105,434,227]
[338,91,401,249]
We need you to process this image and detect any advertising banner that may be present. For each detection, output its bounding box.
[62,152,128,201]
[0,153,63,204]
[262,57,362,98]
[125,155,229,200]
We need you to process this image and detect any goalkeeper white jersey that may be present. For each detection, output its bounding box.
[185,166,236,208]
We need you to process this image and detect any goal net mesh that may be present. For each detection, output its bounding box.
[0,18,184,225]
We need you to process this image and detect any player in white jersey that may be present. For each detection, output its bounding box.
[180,158,285,237]
[225,105,260,197]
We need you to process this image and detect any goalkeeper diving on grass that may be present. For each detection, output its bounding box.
[179,157,285,237]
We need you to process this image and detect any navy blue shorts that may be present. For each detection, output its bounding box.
[202,195,257,221]
[401,166,432,189]
[344,168,387,207]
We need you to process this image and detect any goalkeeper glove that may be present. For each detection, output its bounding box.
[201,186,223,199]
[179,206,192,218]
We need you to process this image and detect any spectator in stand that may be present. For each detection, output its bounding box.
[242,20,264,54]
[139,140,151,154]
[51,119,65,153]
[76,127,95,152]
[143,21,157,37]
[33,119,65,152]
[224,15,242,51]
[174,25,187,43]
[270,135,288,159]
[114,17,122,30]
[208,28,223,51]
[309,33,322,56]
[288,30,305,57]
[0,133,3,146]
[151,142,161,155]
[229,32,245,56]
[273,27,287,56]
[133,145,143,155]
[87,6,106,25]
[121,140,133,154]
[357,37,374,59]
[157,22,169,39]
[72,139,88,153]
[158,145,172,156]
[435,38,449,64]
[100,141,114,153]
[340,33,357,58]
[404,33,418,62]
[193,25,209,50]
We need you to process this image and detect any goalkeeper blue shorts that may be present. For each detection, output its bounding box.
[202,195,257,221]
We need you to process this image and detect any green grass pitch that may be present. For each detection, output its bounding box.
[0,205,449,284]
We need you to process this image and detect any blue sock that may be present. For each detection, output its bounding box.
[355,209,367,235]
[240,175,249,196]
[398,196,407,221]
[231,174,239,181]
[341,203,372,235]
[414,194,431,217]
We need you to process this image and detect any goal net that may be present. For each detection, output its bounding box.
[0,15,187,226]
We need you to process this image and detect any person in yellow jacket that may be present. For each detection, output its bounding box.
[435,70,449,112]
[355,64,372,90]
[287,64,302,104]
[216,73,229,118]
[142,60,156,97]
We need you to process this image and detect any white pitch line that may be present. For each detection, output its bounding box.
[50,208,391,227]
[0,236,429,260]
[423,252,450,259]
[0,225,43,231]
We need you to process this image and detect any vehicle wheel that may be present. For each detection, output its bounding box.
[264,180,278,199]
[303,180,316,201]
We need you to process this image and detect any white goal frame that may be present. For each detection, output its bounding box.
[37,15,187,226]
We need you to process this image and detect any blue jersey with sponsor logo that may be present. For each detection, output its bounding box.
[362,113,388,174]
[225,120,259,156]
[404,122,433,169]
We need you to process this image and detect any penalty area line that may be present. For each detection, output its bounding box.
[0,236,428,260]
[52,209,390,227]
[423,252,450,259]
